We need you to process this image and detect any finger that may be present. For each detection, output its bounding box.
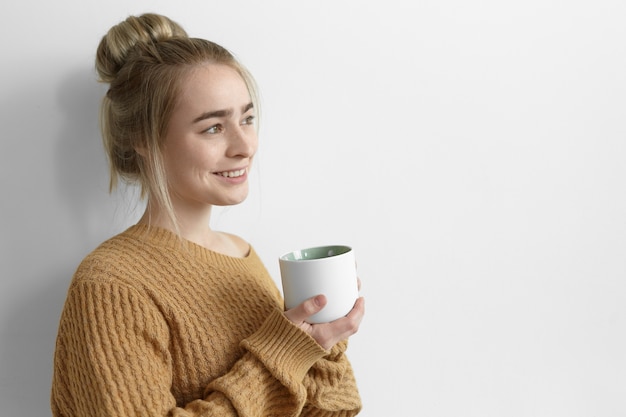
[346,296,365,322]
[333,297,365,335]
[313,297,365,349]
[357,277,362,291]
[344,297,365,329]
[284,295,327,323]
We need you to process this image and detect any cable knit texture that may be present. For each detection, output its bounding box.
[51,225,361,416]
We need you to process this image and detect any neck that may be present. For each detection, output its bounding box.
[139,198,215,246]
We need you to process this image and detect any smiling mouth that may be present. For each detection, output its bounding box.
[215,169,246,178]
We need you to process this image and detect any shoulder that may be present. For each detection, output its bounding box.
[71,227,163,286]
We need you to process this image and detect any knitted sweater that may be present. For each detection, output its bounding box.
[51,225,361,416]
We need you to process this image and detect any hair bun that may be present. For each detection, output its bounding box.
[96,13,188,83]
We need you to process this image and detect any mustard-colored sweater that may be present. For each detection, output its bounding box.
[51,225,361,416]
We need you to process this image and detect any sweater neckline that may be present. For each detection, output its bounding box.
[122,224,256,268]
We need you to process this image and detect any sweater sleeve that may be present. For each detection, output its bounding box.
[51,279,328,417]
[299,341,362,417]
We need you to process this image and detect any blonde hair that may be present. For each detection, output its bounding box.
[95,13,259,230]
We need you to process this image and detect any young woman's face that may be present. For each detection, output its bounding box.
[162,63,258,209]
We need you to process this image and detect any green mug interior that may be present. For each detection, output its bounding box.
[281,245,351,261]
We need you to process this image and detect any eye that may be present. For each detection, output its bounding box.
[241,115,255,126]
[205,124,224,134]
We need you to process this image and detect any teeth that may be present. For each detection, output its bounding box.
[217,169,245,178]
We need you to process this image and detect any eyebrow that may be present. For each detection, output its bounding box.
[192,102,254,124]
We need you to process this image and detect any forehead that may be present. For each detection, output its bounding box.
[176,63,251,111]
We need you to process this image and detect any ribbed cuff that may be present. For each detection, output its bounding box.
[241,308,328,383]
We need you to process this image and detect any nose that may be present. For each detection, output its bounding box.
[227,125,257,158]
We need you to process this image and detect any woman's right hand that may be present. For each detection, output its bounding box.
[284,295,365,351]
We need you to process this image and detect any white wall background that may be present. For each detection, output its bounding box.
[1,1,625,415]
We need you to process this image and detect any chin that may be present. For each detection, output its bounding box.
[217,194,249,207]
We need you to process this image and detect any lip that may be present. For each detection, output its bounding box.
[213,167,248,184]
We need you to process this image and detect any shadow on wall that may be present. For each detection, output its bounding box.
[1,271,71,415]
[55,67,120,244]
[0,66,113,414]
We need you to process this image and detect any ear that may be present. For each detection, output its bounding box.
[134,146,147,158]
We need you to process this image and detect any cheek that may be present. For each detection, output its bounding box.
[167,140,215,167]
[163,150,190,177]
[249,133,260,154]
[189,148,223,179]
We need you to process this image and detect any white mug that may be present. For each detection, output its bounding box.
[279,245,358,324]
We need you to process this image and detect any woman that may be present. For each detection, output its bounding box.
[51,13,365,417]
